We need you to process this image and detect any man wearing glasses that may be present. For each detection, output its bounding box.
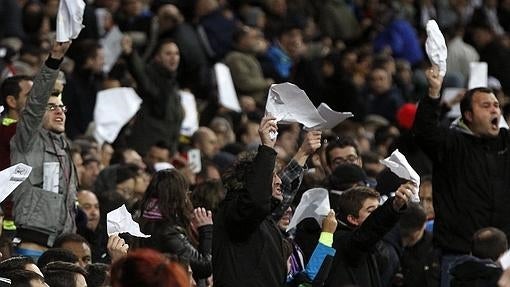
[325,137,362,174]
[10,41,75,260]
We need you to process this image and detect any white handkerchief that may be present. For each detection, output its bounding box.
[380,149,420,202]
[100,25,123,73]
[468,62,488,89]
[425,20,447,77]
[93,87,142,144]
[286,188,330,232]
[265,83,326,128]
[154,162,175,172]
[214,63,241,112]
[180,90,199,137]
[0,164,32,203]
[107,205,150,238]
[316,103,353,130]
[500,249,510,270]
[43,162,59,194]
[441,88,463,118]
[56,0,86,42]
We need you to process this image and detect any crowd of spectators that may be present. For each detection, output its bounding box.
[2,0,510,286]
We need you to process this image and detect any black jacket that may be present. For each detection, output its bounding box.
[414,96,510,253]
[123,51,184,154]
[63,67,103,139]
[138,221,213,279]
[213,145,287,287]
[399,231,440,287]
[324,198,401,287]
[450,256,502,287]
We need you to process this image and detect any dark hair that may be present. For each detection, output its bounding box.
[53,233,90,249]
[110,249,189,287]
[37,248,79,268]
[4,270,44,286]
[472,227,508,261]
[460,87,494,123]
[0,256,34,273]
[372,54,394,71]
[325,137,359,165]
[374,125,398,147]
[236,118,260,144]
[328,163,368,191]
[85,263,109,287]
[110,148,137,166]
[335,186,380,223]
[222,151,257,193]
[153,38,178,59]
[150,141,171,151]
[70,39,102,68]
[82,154,101,167]
[191,180,226,213]
[0,75,32,110]
[110,148,127,165]
[116,163,140,184]
[140,169,192,226]
[399,203,427,237]
[43,261,87,287]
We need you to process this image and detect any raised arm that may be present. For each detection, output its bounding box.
[273,130,322,221]
[340,182,413,266]
[121,36,160,101]
[13,42,70,152]
[413,65,448,159]
[164,208,213,279]
[223,116,278,230]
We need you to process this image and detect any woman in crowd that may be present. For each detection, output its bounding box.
[136,169,213,283]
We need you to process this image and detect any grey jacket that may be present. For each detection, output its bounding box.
[10,61,78,247]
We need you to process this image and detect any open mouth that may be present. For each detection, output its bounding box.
[55,117,64,123]
[491,117,499,128]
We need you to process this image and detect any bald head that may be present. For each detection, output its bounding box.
[192,127,219,159]
[77,190,100,231]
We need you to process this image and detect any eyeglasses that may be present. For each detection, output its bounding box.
[46,104,67,113]
[332,155,359,165]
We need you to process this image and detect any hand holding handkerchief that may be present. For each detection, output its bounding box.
[107,205,150,238]
[56,0,86,42]
[0,163,32,203]
[380,149,420,202]
[286,188,330,232]
[425,20,447,77]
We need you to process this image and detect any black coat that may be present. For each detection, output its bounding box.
[138,221,213,279]
[213,145,287,287]
[399,231,440,287]
[414,96,510,254]
[450,256,502,287]
[324,198,401,287]
[63,68,103,139]
[124,51,184,154]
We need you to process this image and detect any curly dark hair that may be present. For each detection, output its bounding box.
[221,151,257,193]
